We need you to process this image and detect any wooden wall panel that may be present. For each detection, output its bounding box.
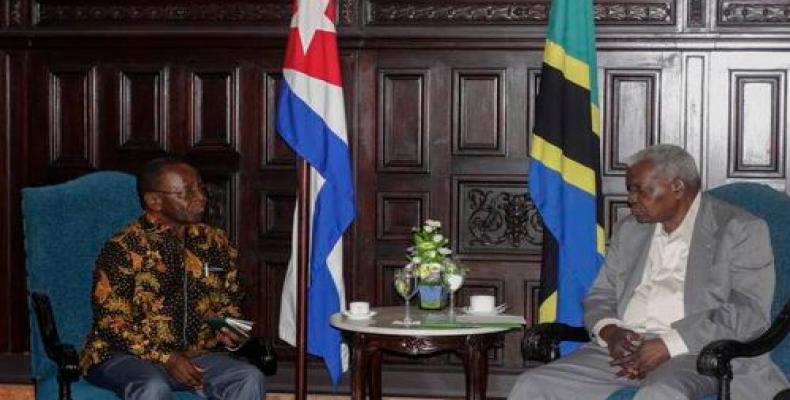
[604,70,659,175]
[730,71,785,178]
[453,69,506,156]
[118,68,168,152]
[261,71,294,170]
[376,191,429,240]
[49,67,97,172]
[377,70,429,173]
[188,67,239,152]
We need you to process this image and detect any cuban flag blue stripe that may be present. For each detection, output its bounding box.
[277,79,355,385]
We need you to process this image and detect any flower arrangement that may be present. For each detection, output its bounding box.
[405,219,463,285]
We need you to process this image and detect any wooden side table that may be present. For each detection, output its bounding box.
[330,307,518,400]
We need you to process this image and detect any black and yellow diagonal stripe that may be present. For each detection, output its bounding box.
[529,0,604,355]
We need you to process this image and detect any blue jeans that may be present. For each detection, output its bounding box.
[85,352,266,400]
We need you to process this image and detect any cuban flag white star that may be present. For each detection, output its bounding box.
[291,0,336,53]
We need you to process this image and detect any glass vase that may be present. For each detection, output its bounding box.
[418,283,447,310]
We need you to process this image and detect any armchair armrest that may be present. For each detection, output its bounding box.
[522,323,590,364]
[30,292,81,389]
[697,300,790,400]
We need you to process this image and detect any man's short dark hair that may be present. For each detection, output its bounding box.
[137,156,189,207]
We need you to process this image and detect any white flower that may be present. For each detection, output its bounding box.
[411,257,422,264]
[424,226,435,233]
[429,263,442,272]
[438,248,452,255]
[432,234,444,242]
[425,219,441,228]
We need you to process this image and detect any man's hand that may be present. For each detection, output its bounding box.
[217,327,248,350]
[599,324,642,360]
[164,352,204,388]
[599,325,643,378]
[628,338,670,379]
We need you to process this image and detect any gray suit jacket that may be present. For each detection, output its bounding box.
[584,194,788,399]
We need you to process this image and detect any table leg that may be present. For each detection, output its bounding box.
[351,334,368,400]
[461,335,490,400]
[369,350,382,400]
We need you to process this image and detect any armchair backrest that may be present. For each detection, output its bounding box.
[708,182,790,377]
[23,171,141,383]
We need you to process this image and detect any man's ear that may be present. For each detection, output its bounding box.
[143,192,162,211]
[671,179,685,196]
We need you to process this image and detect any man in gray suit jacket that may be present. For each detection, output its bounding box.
[509,145,788,400]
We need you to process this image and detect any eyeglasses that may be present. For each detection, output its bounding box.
[151,183,207,200]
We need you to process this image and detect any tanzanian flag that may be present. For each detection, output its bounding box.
[529,0,605,355]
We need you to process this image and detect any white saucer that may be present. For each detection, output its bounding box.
[342,310,378,320]
[461,307,504,316]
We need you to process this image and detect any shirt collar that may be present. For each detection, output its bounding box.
[140,212,203,240]
[656,192,701,243]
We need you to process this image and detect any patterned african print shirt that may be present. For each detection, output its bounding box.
[79,213,244,373]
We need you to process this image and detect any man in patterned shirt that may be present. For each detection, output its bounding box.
[80,158,266,399]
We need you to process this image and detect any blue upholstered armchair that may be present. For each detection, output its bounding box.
[23,171,202,400]
[521,182,790,400]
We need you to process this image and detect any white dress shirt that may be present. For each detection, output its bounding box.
[593,193,701,357]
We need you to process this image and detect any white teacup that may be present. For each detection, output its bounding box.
[349,301,370,315]
[469,295,496,313]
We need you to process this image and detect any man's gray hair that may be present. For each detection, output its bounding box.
[627,144,701,188]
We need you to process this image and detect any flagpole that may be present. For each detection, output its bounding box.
[296,158,310,400]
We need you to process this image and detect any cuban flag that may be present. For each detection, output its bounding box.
[276,0,355,386]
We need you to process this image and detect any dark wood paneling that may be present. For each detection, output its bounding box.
[261,71,294,170]
[377,69,429,173]
[259,191,296,239]
[376,191,430,240]
[453,69,506,156]
[49,66,97,172]
[118,67,168,152]
[187,67,239,152]
[604,70,659,176]
[730,71,786,178]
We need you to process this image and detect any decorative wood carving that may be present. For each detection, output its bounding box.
[9,0,24,27]
[460,184,542,254]
[688,0,705,26]
[35,1,292,26]
[340,0,356,25]
[719,1,790,24]
[34,0,356,26]
[367,1,673,25]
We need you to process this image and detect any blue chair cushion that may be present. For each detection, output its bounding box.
[708,183,790,377]
[607,387,715,400]
[23,171,202,400]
